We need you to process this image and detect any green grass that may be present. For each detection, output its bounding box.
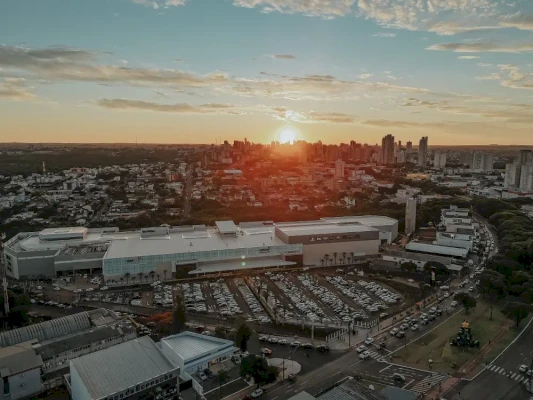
[393,302,512,375]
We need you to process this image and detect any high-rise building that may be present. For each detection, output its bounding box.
[418,137,428,167]
[519,149,533,165]
[519,163,533,192]
[381,134,395,165]
[335,159,345,179]
[470,152,493,172]
[406,141,413,154]
[405,198,417,235]
[396,150,406,164]
[433,150,447,169]
[504,162,521,188]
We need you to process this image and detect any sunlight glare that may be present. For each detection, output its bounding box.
[279,128,297,144]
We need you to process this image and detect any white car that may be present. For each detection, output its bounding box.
[519,364,529,373]
[359,351,370,360]
[290,341,301,347]
[85,288,94,292]
[36,286,43,290]
[54,287,60,291]
[278,339,288,345]
[364,337,374,345]
[73,289,82,293]
[407,279,414,283]
[356,345,367,353]
[100,286,108,291]
[251,389,264,398]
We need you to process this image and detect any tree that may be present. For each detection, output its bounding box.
[149,271,155,282]
[138,272,144,284]
[504,301,531,327]
[172,293,187,334]
[163,269,168,281]
[217,369,229,399]
[240,355,279,387]
[401,262,418,272]
[124,272,130,284]
[454,293,477,315]
[235,323,252,352]
[215,326,227,339]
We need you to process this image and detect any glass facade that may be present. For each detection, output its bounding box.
[103,244,302,275]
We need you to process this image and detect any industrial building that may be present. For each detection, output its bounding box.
[3,216,398,286]
[69,336,179,400]
[0,308,136,387]
[381,250,455,271]
[160,331,236,375]
[405,242,469,259]
[0,340,44,400]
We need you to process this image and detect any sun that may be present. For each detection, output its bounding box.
[279,128,297,144]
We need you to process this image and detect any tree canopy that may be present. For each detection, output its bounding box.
[240,355,279,387]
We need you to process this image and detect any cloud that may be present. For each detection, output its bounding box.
[232,0,355,18]
[499,13,533,31]
[477,62,493,67]
[475,73,500,80]
[130,0,186,9]
[497,64,533,90]
[270,54,296,59]
[0,45,229,88]
[356,73,373,79]
[426,42,533,53]
[97,99,242,114]
[372,32,396,37]
[0,78,36,101]
[458,56,480,59]
[426,21,501,36]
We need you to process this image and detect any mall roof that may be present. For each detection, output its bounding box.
[405,242,469,258]
[161,331,234,362]
[71,336,177,400]
[216,220,238,235]
[104,225,286,260]
[321,216,398,227]
[276,221,377,237]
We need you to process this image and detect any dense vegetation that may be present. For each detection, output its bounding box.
[0,289,31,329]
[473,198,533,323]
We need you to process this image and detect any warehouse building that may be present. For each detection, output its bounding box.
[3,215,397,285]
[68,336,179,400]
[405,242,469,259]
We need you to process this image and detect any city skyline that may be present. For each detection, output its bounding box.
[1,0,533,145]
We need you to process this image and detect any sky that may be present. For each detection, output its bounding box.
[1,0,533,145]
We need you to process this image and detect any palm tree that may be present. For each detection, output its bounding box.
[324,254,330,266]
[156,274,160,282]
[138,272,144,284]
[163,269,168,281]
[131,276,136,285]
[342,252,347,264]
[120,277,124,286]
[124,272,130,285]
[149,271,155,282]
[321,258,324,266]
[333,252,338,265]
[350,252,355,264]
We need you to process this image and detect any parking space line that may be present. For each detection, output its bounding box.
[402,379,414,389]
[379,365,391,373]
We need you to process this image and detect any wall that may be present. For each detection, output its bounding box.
[1,368,43,400]
[69,364,91,400]
[382,255,425,271]
[302,241,380,265]
[16,256,55,279]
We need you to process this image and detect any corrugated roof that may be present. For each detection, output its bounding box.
[0,311,92,348]
[383,250,452,265]
[71,336,177,399]
[405,242,468,258]
[0,340,43,376]
[161,331,233,362]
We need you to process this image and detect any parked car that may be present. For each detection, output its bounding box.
[393,373,406,383]
[359,351,370,360]
[364,337,374,345]
[251,389,264,398]
[356,345,367,353]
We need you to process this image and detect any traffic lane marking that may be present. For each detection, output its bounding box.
[402,379,415,389]
[379,365,391,373]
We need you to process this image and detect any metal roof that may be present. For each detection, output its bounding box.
[383,250,452,265]
[71,336,177,399]
[0,311,92,348]
[216,220,239,234]
[161,331,233,362]
[320,216,398,227]
[405,242,468,258]
[276,222,376,237]
[0,340,43,376]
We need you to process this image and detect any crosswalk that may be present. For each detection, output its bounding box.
[366,350,382,361]
[486,364,531,383]
[409,374,446,394]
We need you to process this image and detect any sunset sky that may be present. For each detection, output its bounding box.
[1,0,533,145]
